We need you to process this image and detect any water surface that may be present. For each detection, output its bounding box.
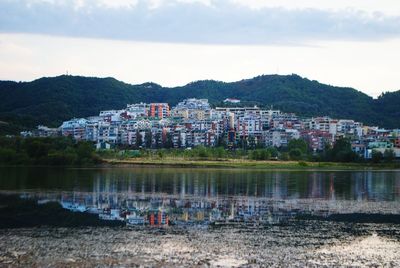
[1,167,400,267]
[1,167,400,223]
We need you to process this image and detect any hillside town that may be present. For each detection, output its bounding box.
[22,98,400,159]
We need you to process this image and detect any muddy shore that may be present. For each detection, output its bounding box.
[1,221,399,267]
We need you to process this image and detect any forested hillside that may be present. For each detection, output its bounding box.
[0,74,398,134]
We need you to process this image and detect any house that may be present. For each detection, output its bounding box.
[96,142,111,150]
[60,118,88,140]
[223,98,241,104]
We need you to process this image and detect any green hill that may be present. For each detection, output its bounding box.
[0,74,398,134]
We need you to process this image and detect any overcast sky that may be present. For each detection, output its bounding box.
[1,0,400,97]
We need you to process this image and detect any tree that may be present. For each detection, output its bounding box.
[135,131,142,148]
[250,150,259,160]
[195,146,209,158]
[383,149,395,163]
[145,130,152,148]
[250,149,270,160]
[289,148,303,160]
[215,147,226,159]
[371,150,383,163]
[288,139,307,154]
[0,148,17,164]
[177,134,182,148]
[266,147,279,158]
[164,133,173,149]
[76,141,94,160]
[326,137,358,162]
[0,136,99,166]
[216,133,227,148]
[280,152,290,161]
[154,132,162,149]
[24,139,49,159]
[238,137,248,151]
[248,136,256,150]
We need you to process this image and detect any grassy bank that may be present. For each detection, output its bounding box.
[102,157,400,170]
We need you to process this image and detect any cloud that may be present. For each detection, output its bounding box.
[0,0,400,45]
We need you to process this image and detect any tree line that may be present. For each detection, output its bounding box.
[1,136,397,166]
[0,136,100,166]
[107,137,397,164]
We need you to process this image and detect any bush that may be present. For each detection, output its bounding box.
[215,147,226,158]
[194,146,209,158]
[0,137,98,166]
[384,149,395,163]
[289,148,303,160]
[298,161,308,167]
[288,139,308,154]
[266,147,279,158]
[280,152,290,161]
[371,150,383,163]
[323,138,358,162]
[250,149,271,160]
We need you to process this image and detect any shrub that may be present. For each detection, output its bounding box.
[298,161,308,167]
[371,150,383,163]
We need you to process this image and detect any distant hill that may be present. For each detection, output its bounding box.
[0,74,398,134]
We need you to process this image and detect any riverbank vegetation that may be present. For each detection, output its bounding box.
[0,136,398,168]
[0,136,100,166]
[100,138,399,169]
[100,138,393,163]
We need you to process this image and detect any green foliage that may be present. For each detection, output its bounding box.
[371,150,383,164]
[324,138,359,162]
[194,146,210,158]
[135,131,142,148]
[0,136,99,166]
[280,152,290,161]
[164,133,174,149]
[289,148,303,160]
[128,150,141,158]
[250,149,271,160]
[215,147,226,158]
[0,74,399,134]
[373,91,400,129]
[266,147,279,157]
[216,133,227,148]
[145,131,152,148]
[136,146,246,160]
[288,139,308,154]
[298,161,308,167]
[383,149,395,163]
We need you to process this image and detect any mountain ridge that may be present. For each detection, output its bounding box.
[0,74,398,134]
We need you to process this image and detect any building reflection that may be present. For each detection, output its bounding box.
[11,170,400,227]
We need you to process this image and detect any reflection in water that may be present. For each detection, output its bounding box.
[1,168,400,226]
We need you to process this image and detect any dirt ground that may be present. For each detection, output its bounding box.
[1,221,399,267]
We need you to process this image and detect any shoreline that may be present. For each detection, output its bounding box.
[101,158,400,170]
[1,159,399,170]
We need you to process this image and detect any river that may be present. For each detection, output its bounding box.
[0,167,399,267]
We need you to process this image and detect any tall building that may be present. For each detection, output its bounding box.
[149,103,170,118]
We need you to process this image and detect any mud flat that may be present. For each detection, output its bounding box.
[1,221,399,267]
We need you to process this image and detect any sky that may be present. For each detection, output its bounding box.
[0,0,400,97]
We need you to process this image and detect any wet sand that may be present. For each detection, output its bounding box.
[1,221,399,267]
